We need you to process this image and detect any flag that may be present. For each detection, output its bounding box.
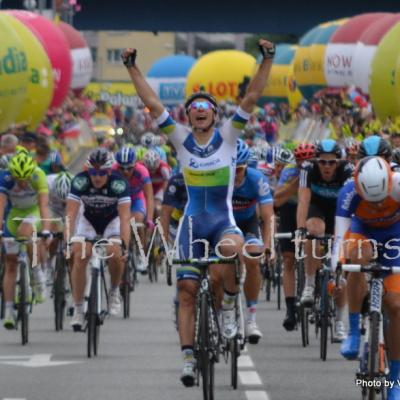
[60,121,81,139]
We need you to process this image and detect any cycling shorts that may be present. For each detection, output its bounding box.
[307,202,335,235]
[176,212,242,282]
[4,206,42,254]
[276,202,297,253]
[131,197,147,216]
[237,213,263,246]
[73,215,120,240]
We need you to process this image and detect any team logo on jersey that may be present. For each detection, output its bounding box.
[189,158,199,168]
[258,178,270,197]
[73,176,89,191]
[111,179,127,194]
[168,184,177,194]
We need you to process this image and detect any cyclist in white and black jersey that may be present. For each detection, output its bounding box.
[122,38,275,387]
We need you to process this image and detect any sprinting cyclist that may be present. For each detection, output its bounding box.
[0,151,51,328]
[122,37,275,386]
[333,157,400,400]
[274,142,315,331]
[297,139,353,341]
[114,146,154,273]
[66,148,131,329]
[232,139,273,344]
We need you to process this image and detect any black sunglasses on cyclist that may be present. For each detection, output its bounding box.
[88,168,109,176]
[317,159,337,166]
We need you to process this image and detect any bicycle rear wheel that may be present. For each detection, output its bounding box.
[53,253,66,331]
[19,261,29,345]
[87,269,100,358]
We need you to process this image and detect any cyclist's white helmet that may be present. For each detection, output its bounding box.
[143,149,161,170]
[55,172,74,200]
[355,156,392,202]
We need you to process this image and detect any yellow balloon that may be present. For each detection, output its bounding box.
[1,14,53,130]
[370,21,400,121]
[186,50,256,103]
[262,64,290,100]
[287,61,303,109]
[0,15,29,133]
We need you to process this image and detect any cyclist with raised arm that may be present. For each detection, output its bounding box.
[274,143,315,331]
[122,38,275,386]
[333,157,400,400]
[297,139,352,341]
[66,148,131,329]
[0,152,51,328]
[232,139,274,344]
[114,146,154,273]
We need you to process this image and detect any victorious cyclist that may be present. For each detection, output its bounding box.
[122,38,275,386]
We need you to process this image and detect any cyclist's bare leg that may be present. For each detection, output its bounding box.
[217,233,244,293]
[383,292,400,360]
[3,255,17,302]
[243,244,262,305]
[304,217,324,286]
[282,251,295,297]
[71,242,92,305]
[106,240,125,288]
[177,279,199,347]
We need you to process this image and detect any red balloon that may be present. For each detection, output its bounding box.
[6,10,72,108]
[57,21,93,90]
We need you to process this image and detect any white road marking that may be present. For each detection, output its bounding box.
[245,391,270,400]
[239,371,262,385]
[238,355,254,368]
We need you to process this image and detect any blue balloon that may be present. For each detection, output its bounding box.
[147,55,196,78]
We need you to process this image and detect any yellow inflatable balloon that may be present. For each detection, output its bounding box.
[1,14,53,130]
[0,15,29,133]
[287,60,303,109]
[370,21,400,121]
[186,50,256,103]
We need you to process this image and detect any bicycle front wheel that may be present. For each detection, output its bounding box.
[53,253,66,331]
[87,269,100,358]
[199,292,214,400]
[19,261,29,345]
[367,312,380,400]
[320,273,329,361]
[120,260,131,319]
[230,336,239,389]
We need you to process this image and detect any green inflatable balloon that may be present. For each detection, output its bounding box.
[2,14,54,130]
[370,21,400,121]
[0,15,29,133]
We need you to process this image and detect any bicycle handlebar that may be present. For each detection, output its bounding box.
[338,263,400,274]
[172,256,238,266]
[274,232,332,241]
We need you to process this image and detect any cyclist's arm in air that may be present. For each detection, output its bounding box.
[122,49,164,119]
[143,181,154,222]
[240,39,274,114]
[118,202,131,250]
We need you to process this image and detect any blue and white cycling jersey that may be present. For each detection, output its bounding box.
[157,107,250,220]
[232,167,273,223]
[157,107,250,260]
